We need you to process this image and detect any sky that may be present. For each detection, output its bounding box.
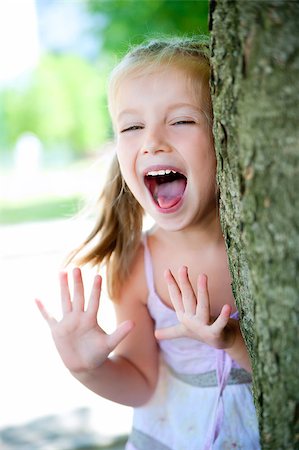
[0,0,97,86]
[0,0,40,85]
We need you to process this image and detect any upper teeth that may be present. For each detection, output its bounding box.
[146,169,177,176]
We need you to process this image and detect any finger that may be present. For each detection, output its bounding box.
[87,274,102,316]
[35,299,57,326]
[59,271,72,315]
[164,269,184,315]
[196,273,210,323]
[210,304,231,333]
[72,267,85,311]
[106,320,135,351]
[178,266,196,315]
[155,324,184,340]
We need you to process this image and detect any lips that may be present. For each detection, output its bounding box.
[144,167,187,210]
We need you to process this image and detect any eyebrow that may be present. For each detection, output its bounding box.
[117,109,139,121]
[117,103,202,122]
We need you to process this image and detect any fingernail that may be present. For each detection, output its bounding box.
[198,273,207,290]
[179,266,187,275]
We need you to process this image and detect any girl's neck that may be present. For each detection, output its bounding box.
[152,211,224,250]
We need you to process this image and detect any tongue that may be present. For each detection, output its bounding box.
[155,179,186,209]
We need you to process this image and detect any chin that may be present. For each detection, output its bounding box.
[151,214,193,232]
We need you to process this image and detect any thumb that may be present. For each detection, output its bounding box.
[155,324,183,340]
[107,320,135,350]
[211,304,231,332]
[35,298,57,326]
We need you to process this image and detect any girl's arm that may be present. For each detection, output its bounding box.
[155,266,252,373]
[36,264,159,407]
[223,324,252,372]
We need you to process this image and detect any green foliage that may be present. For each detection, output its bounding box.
[1,54,110,156]
[0,0,209,159]
[87,0,209,55]
[0,195,83,224]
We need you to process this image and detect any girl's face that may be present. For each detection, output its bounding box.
[113,66,217,232]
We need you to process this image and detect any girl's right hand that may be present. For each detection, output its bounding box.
[36,268,134,374]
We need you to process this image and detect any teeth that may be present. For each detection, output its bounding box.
[146,169,177,176]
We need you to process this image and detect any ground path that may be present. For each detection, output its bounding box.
[0,219,132,449]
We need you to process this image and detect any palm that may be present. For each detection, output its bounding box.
[36,268,133,373]
[155,267,235,350]
[50,312,109,371]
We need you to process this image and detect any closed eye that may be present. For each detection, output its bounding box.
[172,120,196,126]
[121,125,143,133]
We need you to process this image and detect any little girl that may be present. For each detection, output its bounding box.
[37,37,260,449]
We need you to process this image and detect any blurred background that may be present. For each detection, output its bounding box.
[0,1,208,449]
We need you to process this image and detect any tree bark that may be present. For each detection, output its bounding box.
[210,1,299,448]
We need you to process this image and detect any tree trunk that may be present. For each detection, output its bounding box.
[209,1,299,448]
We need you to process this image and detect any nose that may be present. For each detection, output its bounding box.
[141,125,171,155]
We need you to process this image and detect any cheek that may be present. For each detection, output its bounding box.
[116,144,131,172]
[210,155,217,176]
[205,159,217,189]
[193,146,216,177]
[202,138,217,171]
[116,151,140,195]
[192,152,217,195]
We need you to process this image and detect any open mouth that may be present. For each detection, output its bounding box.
[144,168,187,209]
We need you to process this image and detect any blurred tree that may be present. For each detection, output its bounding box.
[2,54,110,158]
[87,0,209,55]
[0,0,209,160]
[0,91,8,153]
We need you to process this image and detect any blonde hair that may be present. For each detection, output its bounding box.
[68,36,212,300]
[109,36,212,126]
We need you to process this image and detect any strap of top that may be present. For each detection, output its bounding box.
[142,233,156,294]
[143,233,241,450]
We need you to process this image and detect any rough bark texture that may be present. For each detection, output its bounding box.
[210,1,299,448]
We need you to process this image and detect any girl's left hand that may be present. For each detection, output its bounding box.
[155,266,237,350]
